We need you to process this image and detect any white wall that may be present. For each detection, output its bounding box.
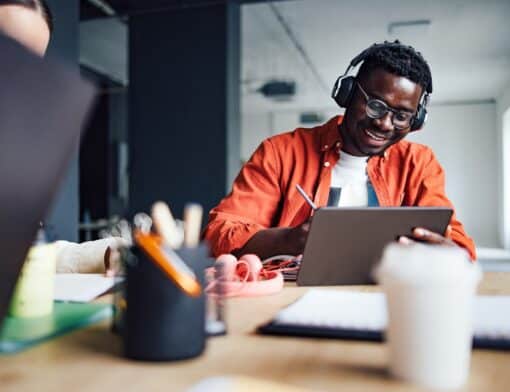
[497,84,510,249]
[241,102,500,248]
[408,102,498,248]
[241,112,272,162]
[241,108,339,161]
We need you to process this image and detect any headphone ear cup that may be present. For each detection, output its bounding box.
[215,254,237,281]
[239,254,262,281]
[333,76,355,108]
[411,105,427,130]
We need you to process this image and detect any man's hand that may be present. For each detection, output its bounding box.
[284,219,311,255]
[232,219,312,260]
[399,226,456,247]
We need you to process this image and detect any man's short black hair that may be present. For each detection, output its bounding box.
[357,40,433,94]
[0,0,53,33]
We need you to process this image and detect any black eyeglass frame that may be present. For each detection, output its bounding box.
[356,82,416,131]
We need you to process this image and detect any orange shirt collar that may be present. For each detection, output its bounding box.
[322,115,392,159]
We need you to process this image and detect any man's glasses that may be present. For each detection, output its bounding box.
[356,82,415,130]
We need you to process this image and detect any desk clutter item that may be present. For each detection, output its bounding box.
[262,254,302,281]
[0,302,112,354]
[123,244,208,361]
[258,289,510,350]
[110,200,212,362]
[9,227,56,318]
[206,254,284,298]
[133,230,202,297]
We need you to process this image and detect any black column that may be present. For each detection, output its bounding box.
[44,0,80,241]
[129,2,240,219]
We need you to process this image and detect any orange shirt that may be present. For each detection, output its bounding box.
[204,116,476,260]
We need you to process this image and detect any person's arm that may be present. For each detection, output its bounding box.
[404,148,476,260]
[204,138,302,258]
[232,220,310,260]
[55,237,128,274]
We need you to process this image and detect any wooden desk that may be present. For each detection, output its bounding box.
[1,272,509,392]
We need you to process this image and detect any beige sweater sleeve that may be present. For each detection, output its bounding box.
[55,237,128,273]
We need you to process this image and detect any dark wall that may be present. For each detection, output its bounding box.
[78,84,129,242]
[44,0,80,241]
[79,93,109,225]
[129,2,240,220]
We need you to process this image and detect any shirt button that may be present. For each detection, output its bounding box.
[324,162,330,167]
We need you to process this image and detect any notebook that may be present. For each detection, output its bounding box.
[258,290,510,350]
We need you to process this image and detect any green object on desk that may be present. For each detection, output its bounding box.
[0,302,112,354]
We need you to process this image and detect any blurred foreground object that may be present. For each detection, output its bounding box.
[55,237,129,275]
[0,33,95,324]
[188,376,311,392]
[374,243,482,389]
[9,228,56,317]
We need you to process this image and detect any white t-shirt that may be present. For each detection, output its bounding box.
[328,151,369,207]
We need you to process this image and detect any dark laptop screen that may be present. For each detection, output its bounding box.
[0,35,95,323]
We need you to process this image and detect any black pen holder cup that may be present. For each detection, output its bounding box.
[123,244,209,362]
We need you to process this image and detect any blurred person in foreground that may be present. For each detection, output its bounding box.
[0,0,126,274]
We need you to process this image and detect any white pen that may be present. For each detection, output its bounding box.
[296,184,318,211]
[183,203,203,248]
[151,201,183,249]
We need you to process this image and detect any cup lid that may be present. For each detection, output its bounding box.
[373,243,482,287]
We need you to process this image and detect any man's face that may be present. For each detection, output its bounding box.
[340,68,423,157]
[0,5,50,56]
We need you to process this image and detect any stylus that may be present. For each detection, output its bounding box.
[296,184,318,211]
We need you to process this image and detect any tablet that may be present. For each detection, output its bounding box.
[296,207,453,286]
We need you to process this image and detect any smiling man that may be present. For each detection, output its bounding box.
[204,41,476,261]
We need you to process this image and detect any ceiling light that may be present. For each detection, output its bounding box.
[388,19,431,36]
[257,80,296,101]
[300,112,324,124]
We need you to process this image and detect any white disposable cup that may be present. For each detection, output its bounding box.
[374,243,482,390]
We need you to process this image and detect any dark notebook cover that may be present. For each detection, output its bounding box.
[258,290,510,350]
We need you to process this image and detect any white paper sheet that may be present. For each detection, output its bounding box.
[274,289,510,339]
[54,273,123,302]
